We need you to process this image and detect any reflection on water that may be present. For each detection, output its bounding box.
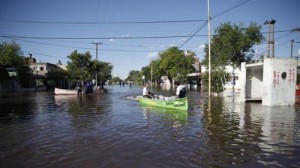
[0,86,299,168]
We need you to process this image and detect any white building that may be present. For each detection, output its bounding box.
[201,64,241,90]
[240,58,297,106]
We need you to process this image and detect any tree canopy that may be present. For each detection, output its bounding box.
[202,22,263,93]
[203,22,263,68]
[126,47,196,85]
[126,70,142,84]
[66,50,112,82]
[157,47,196,84]
[0,42,32,87]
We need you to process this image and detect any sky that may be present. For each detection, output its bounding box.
[0,0,299,79]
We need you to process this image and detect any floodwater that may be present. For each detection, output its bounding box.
[0,85,299,168]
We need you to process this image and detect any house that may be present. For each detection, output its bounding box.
[28,54,67,90]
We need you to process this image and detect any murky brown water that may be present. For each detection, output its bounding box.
[0,86,299,168]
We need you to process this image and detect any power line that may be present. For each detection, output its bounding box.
[22,50,67,60]
[178,22,208,48]
[0,19,207,25]
[0,34,208,40]
[212,0,252,19]
[177,0,252,48]
[2,36,156,53]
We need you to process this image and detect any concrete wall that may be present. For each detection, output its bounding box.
[241,58,297,106]
[240,63,246,102]
[262,58,297,106]
[247,67,263,99]
[240,62,263,102]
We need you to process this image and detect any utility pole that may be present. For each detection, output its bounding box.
[150,59,153,92]
[91,41,102,88]
[264,19,276,58]
[291,39,294,58]
[207,0,211,98]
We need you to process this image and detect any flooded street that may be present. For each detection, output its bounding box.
[0,85,299,168]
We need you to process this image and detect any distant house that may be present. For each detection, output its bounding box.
[28,54,65,76]
[28,54,68,90]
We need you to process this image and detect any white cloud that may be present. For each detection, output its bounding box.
[179,38,187,42]
[198,44,206,50]
[120,34,130,37]
[148,46,154,50]
[147,52,158,58]
[168,43,176,47]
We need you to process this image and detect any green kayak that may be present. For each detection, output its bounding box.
[138,97,188,111]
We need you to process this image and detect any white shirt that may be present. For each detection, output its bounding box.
[143,87,149,96]
[176,85,185,96]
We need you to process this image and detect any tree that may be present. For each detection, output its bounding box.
[66,50,92,80]
[0,42,32,87]
[158,47,195,84]
[112,76,121,84]
[66,50,112,85]
[141,65,150,82]
[203,22,263,68]
[126,70,142,84]
[202,22,263,93]
[90,60,112,84]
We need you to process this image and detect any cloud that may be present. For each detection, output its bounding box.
[179,38,187,42]
[198,44,206,50]
[120,34,130,37]
[148,46,154,50]
[168,43,176,47]
[147,52,158,58]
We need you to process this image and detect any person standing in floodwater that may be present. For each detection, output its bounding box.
[76,80,82,95]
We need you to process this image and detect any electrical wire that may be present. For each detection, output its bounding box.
[212,0,251,19]
[177,0,252,48]
[0,19,207,25]
[0,33,208,40]
[2,36,154,53]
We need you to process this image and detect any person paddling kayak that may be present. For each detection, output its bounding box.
[143,83,155,98]
[174,81,186,98]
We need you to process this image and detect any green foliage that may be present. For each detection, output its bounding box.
[46,68,68,79]
[112,76,121,83]
[126,47,196,85]
[66,50,112,82]
[66,50,92,80]
[203,22,263,69]
[202,69,229,93]
[0,42,32,87]
[157,47,196,83]
[141,65,150,81]
[202,22,262,93]
[126,70,142,84]
[90,60,112,82]
[150,59,164,83]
